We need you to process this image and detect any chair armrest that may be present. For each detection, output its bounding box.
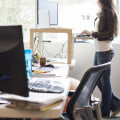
[92,102,102,120]
[73,106,94,120]
[68,90,75,97]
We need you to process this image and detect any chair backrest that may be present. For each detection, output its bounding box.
[67,62,111,120]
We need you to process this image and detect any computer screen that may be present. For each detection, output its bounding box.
[36,0,58,26]
[0,25,29,97]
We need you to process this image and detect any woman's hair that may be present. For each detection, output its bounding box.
[99,0,119,36]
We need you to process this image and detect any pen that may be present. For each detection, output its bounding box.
[34,70,47,73]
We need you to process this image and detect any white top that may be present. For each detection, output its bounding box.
[94,16,113,52]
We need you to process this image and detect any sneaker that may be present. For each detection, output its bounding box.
[102,113,110,118]
[111,109,120,117]
[111,98,120,117]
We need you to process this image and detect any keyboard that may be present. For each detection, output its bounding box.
[29,78,64,93]
[76,34,90,37]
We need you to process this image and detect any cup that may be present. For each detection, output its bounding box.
[40,57,46,67]
[24,49,32,80]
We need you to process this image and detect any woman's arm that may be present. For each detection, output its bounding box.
[92,11,114,40]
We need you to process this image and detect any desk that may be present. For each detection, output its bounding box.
[73,36,94,40]
[0,65,71,119]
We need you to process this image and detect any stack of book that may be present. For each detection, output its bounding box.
[0,92,64,111]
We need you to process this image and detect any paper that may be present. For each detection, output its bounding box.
[32,72,56,77]
[32,66,56,77]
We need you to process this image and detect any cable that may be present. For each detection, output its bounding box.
[42,41,67,58]
[34,33,67,59]
[34,32,42,56]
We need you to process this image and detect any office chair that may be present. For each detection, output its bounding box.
[54,62,111,120]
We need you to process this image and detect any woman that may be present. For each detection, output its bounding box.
[81,0,120,118]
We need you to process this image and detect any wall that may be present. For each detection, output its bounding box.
[69,43,120,99]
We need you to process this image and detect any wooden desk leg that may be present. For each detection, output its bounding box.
[68,31,72,64]
[38,32,42,57]
[30,30,34,54]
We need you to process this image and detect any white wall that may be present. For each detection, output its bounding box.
[69,43,120,99]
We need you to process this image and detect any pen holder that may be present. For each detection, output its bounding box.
[40,57,46,67]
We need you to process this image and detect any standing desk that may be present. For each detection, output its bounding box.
[73,36,94,40]
[0,64,71,119]
[30,28,74,64]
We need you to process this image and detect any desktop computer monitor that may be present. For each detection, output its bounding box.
[0,25,29,97]
[36,0,58,26]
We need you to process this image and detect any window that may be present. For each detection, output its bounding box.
[0,0,120,45]
[58,1,98,34]
[0,0,35,48]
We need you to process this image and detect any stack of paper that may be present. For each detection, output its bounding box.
[0,92,64,111]
[32,66,56,77]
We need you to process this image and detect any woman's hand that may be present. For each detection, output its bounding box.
[81,30,92,36]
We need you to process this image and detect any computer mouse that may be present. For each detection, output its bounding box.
[44,64,54,68]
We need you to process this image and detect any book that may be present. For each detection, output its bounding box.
[6,100,63,111]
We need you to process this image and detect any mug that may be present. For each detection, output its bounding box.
[40,57,46,67]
